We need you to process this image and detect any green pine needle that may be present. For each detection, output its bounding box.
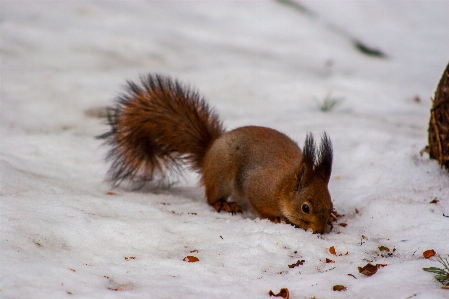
[423,255,449,286]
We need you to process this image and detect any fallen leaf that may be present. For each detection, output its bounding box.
[339,222,347,227]
[442,286,449,290]
[333,285,347,291]
[183,256,199,262]
[430,198,439,204]
[355,208,359,214]
[423,249,436,259]
[325,258,335,263]
[288,259,305,268]
[378,246,390,252]
[358,263,387,276]
[268,288,289,298]
[329,246,336,255]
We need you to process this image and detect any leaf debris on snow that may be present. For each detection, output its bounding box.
[124,256,136,261]
[328,246,348,256]
[268,288,289,298]
[423,249,436,259]
[378,245,396,258]
[333,284,347,291]
[288,259,305,268]
[183,256,199,263]
[358,263,387,276]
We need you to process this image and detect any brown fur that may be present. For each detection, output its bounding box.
[100,74,333,233]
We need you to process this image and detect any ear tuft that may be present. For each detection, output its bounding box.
[302,133,316,167]
[316,132,333,183]
[296,133,316,188]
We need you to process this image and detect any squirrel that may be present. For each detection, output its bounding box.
[99,74,334,233]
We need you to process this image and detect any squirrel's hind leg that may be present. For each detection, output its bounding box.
[203,181,243,215]
[213,200,243,215]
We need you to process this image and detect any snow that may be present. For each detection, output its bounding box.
[1,1,449,298]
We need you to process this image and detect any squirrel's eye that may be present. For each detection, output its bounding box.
[302,204,310,214]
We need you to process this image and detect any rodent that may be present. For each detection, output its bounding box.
[99,74,334,233]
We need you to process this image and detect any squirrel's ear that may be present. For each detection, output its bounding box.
[315,132,333,184]
[296,133,316,189]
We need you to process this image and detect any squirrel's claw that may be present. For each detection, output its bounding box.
[213,201,243,215]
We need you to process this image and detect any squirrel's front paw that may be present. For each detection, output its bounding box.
[272,216,290,224]
[213,201,243,215]
[328,209,342,230]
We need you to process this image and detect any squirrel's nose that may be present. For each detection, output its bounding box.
[311,224,326,234]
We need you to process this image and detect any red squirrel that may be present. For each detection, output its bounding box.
[100,74,334,233]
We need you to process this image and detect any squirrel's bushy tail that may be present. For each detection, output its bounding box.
[99,74,225,186]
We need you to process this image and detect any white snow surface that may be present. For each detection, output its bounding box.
[1,1,449,298]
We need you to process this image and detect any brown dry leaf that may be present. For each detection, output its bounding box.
[430,198,439,204]
[288,260,305,268]
[355,208,359,214]
[183,256,199,262]
[423,249,436,259]
[378,246,390,252]
[325,258,335,263]
[268,288,289,298]
[339,222,347,227]
[333,285,347,291]
[442,285,449,290]
[329,246,336,255]
[358,263,387,276]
